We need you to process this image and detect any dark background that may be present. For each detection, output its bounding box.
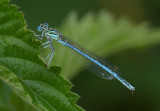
[10,0,160,111]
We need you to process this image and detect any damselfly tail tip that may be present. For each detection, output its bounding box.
[131,87,135,95]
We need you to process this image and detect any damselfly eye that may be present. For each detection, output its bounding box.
[38,26,43,31]
[44,23,48,26]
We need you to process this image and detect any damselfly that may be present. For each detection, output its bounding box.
[35,23,135,91]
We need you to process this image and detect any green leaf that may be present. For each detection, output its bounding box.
[0,81,37,111]
[49,11,160,79]
[0,0,83,111]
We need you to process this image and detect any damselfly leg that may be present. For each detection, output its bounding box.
[45,42,55,65]
[34,34,55,65]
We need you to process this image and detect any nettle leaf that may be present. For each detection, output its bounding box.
[0,80,38,111]
[50,11,160,79]
[0,0,83,111]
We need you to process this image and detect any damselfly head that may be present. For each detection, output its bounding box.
[43,23,49,27]
[37,23,49,32]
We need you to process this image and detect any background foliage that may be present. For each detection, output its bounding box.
[1,0,160,111]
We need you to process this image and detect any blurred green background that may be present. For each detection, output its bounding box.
[1,0,160,111]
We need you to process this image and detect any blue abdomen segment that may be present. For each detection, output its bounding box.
[58,37,120,80]
[58,37,135,91]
